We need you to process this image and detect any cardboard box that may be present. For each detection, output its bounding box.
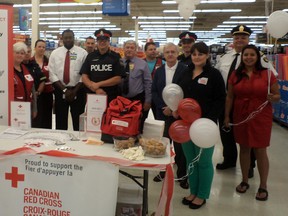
[116,184,143,216]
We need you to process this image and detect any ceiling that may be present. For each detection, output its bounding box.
[2,0,288,44]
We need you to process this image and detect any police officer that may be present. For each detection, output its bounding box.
[81,28,123,104]
[177,31,197,66]
[215,25,278,176]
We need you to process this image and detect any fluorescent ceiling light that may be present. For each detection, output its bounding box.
[162,0,255,4]
[140,25,191,28]
[142,28,190,31]
[230,16,268,19]
[14,2,102,7]
[223,21,266,24]
[39,22,105,25]
[32,11,103,15]
[217,25,264,28]
[138,21,194,24]
[34,17,102,21]
[164,9,241,13]
[125,30,166,33]
[58,28,120,31]
[201,0,255,2]
[49,25,116,28]
[132,16,196,20]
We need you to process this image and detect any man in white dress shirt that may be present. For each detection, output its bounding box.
[49,29,87,131]
[215,25,277,176]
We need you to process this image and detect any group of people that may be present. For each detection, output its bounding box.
[13,24,279,210]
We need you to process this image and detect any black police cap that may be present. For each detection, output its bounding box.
[94,28,112,39]
[231,25,253,36]
[179,31,197,42]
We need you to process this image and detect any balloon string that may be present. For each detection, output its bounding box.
[229,101,268,126]
[174,148,203,182]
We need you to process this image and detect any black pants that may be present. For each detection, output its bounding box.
[128,91,149,134]
[54,87,86,131]
[32,92,54,129]
[164,116,187,179]
[219,111,238,165]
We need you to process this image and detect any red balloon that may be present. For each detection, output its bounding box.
[178,98,202,124]
[169,120,191,143]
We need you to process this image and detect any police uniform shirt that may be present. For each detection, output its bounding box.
[49,45,87,87]
[80,49,123,95]
[178,53,192,66]
[215,49,278,87]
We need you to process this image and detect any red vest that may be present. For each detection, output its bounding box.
[14,64,34,102]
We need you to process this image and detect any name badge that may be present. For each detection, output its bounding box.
[24,74,34,82]
[198,77,208,85]
[70,52,77,61]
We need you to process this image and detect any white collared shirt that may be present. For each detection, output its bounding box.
[49,45,87,87]
[165,61,178,85]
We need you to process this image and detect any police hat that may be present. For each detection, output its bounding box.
[179,31,197,42]
[94,28,112,40]
[231,25,253,36]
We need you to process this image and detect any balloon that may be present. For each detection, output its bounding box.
[178,98,202,124]
[267,10,288,39]
[189,118,220,148]
[169,120,191,143]
[178,2,195,20]
[162,84,184,111]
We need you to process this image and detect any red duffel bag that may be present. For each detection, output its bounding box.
[101,96,142,139]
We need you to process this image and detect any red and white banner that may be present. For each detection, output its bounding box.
[0,4,13,126]
[0,154,119,215]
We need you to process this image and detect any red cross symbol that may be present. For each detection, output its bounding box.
[5,167,25,188]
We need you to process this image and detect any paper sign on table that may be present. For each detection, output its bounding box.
[86,94,107,132]
[10,101,31,129]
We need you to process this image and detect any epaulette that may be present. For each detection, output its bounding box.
[260,51,269,62]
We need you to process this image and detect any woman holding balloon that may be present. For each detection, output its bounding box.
[175,42,226,209]
[224,45,280,201]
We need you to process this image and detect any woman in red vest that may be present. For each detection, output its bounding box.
[13,42,37,118]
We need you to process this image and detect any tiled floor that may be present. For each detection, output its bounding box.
[119,122,288,216]
[62,112,288,216]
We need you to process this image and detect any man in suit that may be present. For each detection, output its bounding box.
[152,42,188,189]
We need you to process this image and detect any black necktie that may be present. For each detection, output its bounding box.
[227,53,240,81]
[123,59,130,94]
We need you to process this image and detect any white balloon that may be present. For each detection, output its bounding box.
[189,118,220,148]
[267,10,288,39]
[162,84,184,111]
[178,2,195,20]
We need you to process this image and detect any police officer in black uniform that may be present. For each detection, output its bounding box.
[177,31,197,66]
[80,28,123,104]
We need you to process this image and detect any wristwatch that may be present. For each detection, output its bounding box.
[62,88,67,93]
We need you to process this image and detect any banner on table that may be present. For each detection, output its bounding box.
[0,155,119,215]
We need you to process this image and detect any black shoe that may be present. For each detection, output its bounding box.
[180,180,189,189]
[153,172,165,182]
[189,199,206,209]
[248,168,254,178]
[182,197,192,205]
[216,162,236,170]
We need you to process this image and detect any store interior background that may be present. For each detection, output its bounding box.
[2,0,288,215]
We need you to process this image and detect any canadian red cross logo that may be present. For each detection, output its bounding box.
[5,167,25,188]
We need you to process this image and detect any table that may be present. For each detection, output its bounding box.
[0,127,174,216]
